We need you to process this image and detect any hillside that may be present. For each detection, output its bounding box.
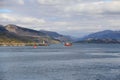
[40,30,63,38]
[76,30,120,43]
[0,25,29,46]
[5,24,46,37]
[0,24,65,46]
[40,30,73,42]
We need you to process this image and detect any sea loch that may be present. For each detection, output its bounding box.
[0,43,120,80]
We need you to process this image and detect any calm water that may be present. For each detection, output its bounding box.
[0,43,120,80]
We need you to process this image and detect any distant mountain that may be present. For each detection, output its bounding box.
[76,30,120,43]
[40,30,73,42]
[40,30,62,38]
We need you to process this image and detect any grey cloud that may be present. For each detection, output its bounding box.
[0,0,5,7]
[64,1,120,15]
[0,0,120,37]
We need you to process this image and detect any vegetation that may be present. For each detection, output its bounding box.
[0,24,63,46]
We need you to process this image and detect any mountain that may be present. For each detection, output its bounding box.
[0,25,8,33]
[76,30,120,43]
[5,24,46,37]
[40,30,63,38]
[0,25,30,45]
[40,30,73,42]
[0,24,65,46]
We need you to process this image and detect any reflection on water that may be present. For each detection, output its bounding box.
[0,43,120,80]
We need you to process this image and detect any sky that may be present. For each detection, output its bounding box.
[0,0,120,37]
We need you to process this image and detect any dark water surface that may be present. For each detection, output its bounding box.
[0,43,120,80]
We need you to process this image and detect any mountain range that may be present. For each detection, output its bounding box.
[0,24,71,46]
[0,24,120,46]
[76,30,120,43]
[39,30,72,42]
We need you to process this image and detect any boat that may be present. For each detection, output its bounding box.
[64,42,72,46]
[33,43,37,48]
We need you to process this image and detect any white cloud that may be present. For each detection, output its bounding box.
[0,13,45,27]
[1,0,120,37]
[37,0,82,5]
[104,1,120,13]
[37,0,59,5]
[18,0,24,5]
[108,19,120,27]
[64,1,120,14]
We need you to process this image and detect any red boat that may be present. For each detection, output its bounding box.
[64,42,72,46]
[33,43,37,48]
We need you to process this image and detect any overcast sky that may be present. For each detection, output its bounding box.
[0,0,120,37]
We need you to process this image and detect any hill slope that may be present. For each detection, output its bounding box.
[0,24,63,46]
[40,30,73,42]
[5,24,46,37]
[77,30,120,43]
